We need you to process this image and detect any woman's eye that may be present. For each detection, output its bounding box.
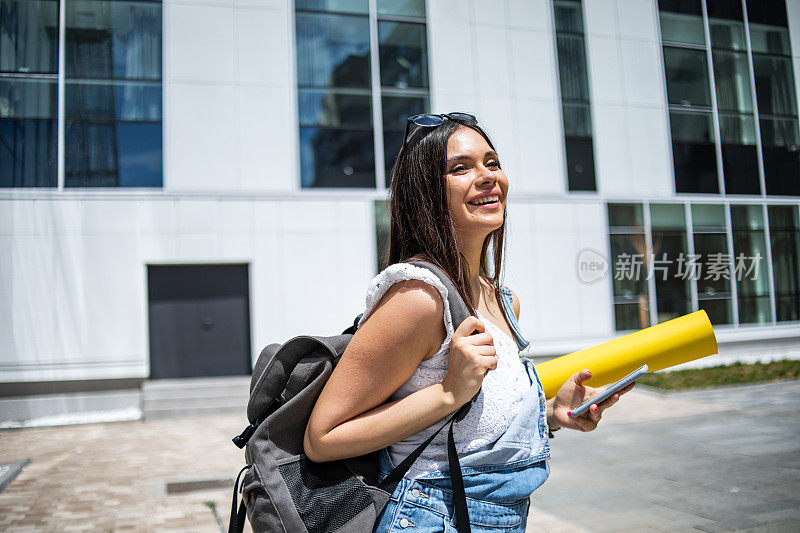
[488,160,501,169]
[450,165,468,174]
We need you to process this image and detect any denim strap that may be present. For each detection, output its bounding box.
[496,284,530,352]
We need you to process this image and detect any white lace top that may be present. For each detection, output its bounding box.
[357,263,532,478]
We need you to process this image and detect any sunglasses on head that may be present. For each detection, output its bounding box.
[401,112,478,152]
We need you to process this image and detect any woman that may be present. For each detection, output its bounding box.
[304,113,634,531]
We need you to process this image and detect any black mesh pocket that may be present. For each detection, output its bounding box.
[278,458,373,532]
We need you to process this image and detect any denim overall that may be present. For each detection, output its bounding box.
[373,286,551,532]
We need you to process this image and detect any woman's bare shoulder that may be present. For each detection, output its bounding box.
[360,278,446,360]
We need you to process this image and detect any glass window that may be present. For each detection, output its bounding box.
[299,127,375,188]
[556,34,590,102]
[691,204,733,325]
[650,204,691,323]
[752,55,798,117]
[564,137,596,191]
[659,12,705,46]
[554,1,584,34]
[663,47,712,108]
[731,205,772,324]
[378,21,428,90]
[608,203,644,229]
[295,13,371,89]
[377,0,424,19]
[65,0,162,80]
[295,0,368,15]
[608,204,650,331]
[562,102,592,138]
[554,0,595,192]
[298,89,372,127]
[0,0,59,74]
[0,79,58,187]
[296,3,430,188]
[64,0,162,188]
[768,205,800,322]
[381,93,426,184]
[658,0,701,16]
[712,51,753,114]
[748,24,791,56]
[669,110,719,193]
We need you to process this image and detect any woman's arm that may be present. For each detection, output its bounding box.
[304,279,496,463]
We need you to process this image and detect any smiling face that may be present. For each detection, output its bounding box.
[444,126,508,241]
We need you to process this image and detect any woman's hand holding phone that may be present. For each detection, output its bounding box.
[548,368,636,432]
[441,316,498,407]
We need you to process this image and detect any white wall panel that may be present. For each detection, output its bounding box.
[280,233,340,336]
[237,86,295,191]
[508,0,550,32]
[787,0,800,59]
[473,0,506,27]
[175,233,221,259]
[627,106,672,197]
[620,39,665,107]
[617,0,658,42]
[478,97,518,185]
[513,99,564,195]
[167,84,237,190]
[279,200,337,234]
[167,4,235,83]
[428,0,471,24]
[235,7,291,87]
[474,25,512,98]
[583,0,617,38]
[509,29,558,101]
[82,201,139,235]
[587,35,624,105]
[176,199,218,234]
[428,21,477,97]
[81,235,143,359]
[138,200,177,235]
[593,103,630,194]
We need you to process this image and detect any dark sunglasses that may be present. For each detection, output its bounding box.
[401,112,478,151]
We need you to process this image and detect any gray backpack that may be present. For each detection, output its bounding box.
[228,261,480,533]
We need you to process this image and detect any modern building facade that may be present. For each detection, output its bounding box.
[2,0,799,423]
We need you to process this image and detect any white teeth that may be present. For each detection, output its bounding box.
[469,195,500,205]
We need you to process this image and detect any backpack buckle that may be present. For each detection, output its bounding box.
[232,423,259,449]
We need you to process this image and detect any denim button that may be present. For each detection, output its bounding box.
[411,488,420,497]
[399,517,411,528]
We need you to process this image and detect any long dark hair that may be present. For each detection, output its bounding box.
[383,117,507,318]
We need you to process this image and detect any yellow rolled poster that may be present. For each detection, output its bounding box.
[535,310,718,398]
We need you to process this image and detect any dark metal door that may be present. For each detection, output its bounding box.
[147,264,252,379]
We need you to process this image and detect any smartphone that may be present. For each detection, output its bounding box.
[568,364,648,418]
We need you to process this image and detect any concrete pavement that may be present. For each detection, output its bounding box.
[1,380,798,532]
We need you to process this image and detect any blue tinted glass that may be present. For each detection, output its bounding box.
[0,78,57,118]
[298,89,372,127]
[66,81,161,120]
[296,12,370,88]
[378,21,428,89]
[66,0,162,80]
[0,119,57,186]
[299,126,374,187]
[0,0,59,74]
[65,121,162,187]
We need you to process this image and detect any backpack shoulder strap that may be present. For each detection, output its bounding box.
[407,260,471,329]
